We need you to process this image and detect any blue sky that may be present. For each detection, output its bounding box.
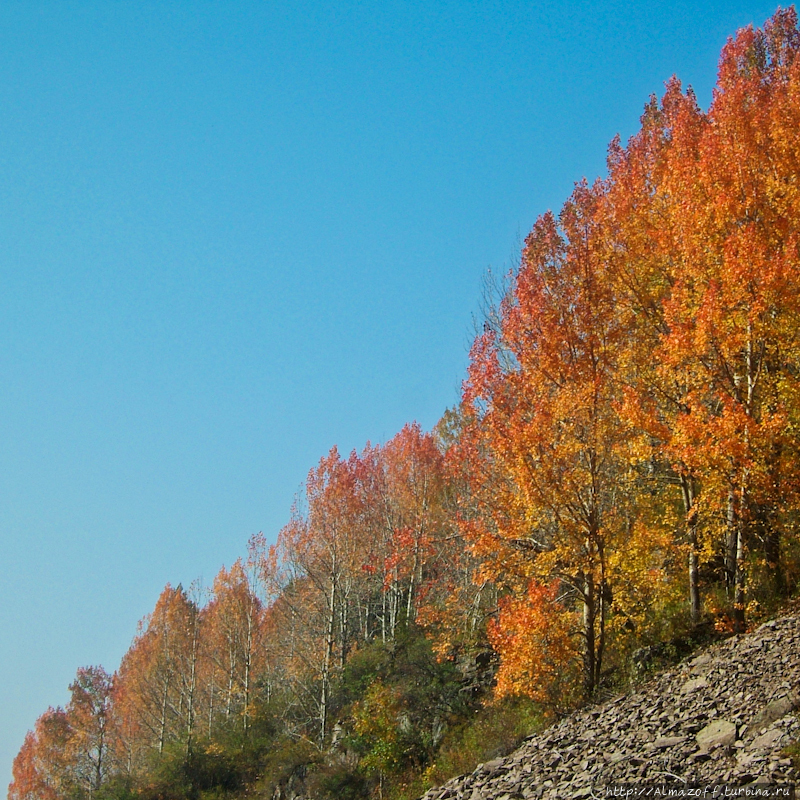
[0,0,781,789]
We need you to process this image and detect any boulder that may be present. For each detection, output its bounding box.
[681,677,708,694]
[696,719,737,750]
[750,694,798,731]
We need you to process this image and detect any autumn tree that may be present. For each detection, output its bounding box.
[66,666,113,796]
[651,9,800,630]
[601,77,710,624]
[357,441,406,642]
[10,668,114,800]
[203,544,268,739]
[114,584,201,760]
[272,447,368,741]
[462,181,639,697]
[353,424,455,642]
[9,709,73,800]
[381,423,448,624]
[408,409,495,656]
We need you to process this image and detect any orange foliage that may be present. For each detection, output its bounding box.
[9,710,72,800]
[489,581,579,712]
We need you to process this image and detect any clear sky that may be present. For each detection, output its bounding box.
[0,0,782,789]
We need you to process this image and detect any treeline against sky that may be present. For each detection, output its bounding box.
[10,8,800,800]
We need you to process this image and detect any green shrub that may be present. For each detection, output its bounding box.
[306,763,370,800]
[422,695,542,788]
[250,736,320,799]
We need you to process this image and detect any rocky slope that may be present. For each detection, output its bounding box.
[419,615,800,799]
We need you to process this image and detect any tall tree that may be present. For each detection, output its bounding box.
[274,447,367,741]
[203,553,266,738]
[66,667,113,797]
[462,181,636,697]
[655,9,800,630]
[602,78,709,624]
[115,585,200,758]
[379,423,448,626]
[9,710,73,800]
[10,668,114,800]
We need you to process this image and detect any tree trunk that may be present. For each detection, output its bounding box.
[158,672,171,755]
[243,605,253,737]
[320,571,337,743]
[764,513,785,597]
[733,481,747,634]
[680,474,701,624]
[185,609,199,756]
[582,573,596,698]
[339,591,350,670]
[725,484,737,598]
[93,716,106,794]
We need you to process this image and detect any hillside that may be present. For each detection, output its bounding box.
[419,615,800,799]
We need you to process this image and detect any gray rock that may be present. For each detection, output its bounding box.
[653,736,686,749]
[696,719,737,750]
[691,654,712,669]
[681,676,708,694]
[750,694,798,730]
[751,727,784,750]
